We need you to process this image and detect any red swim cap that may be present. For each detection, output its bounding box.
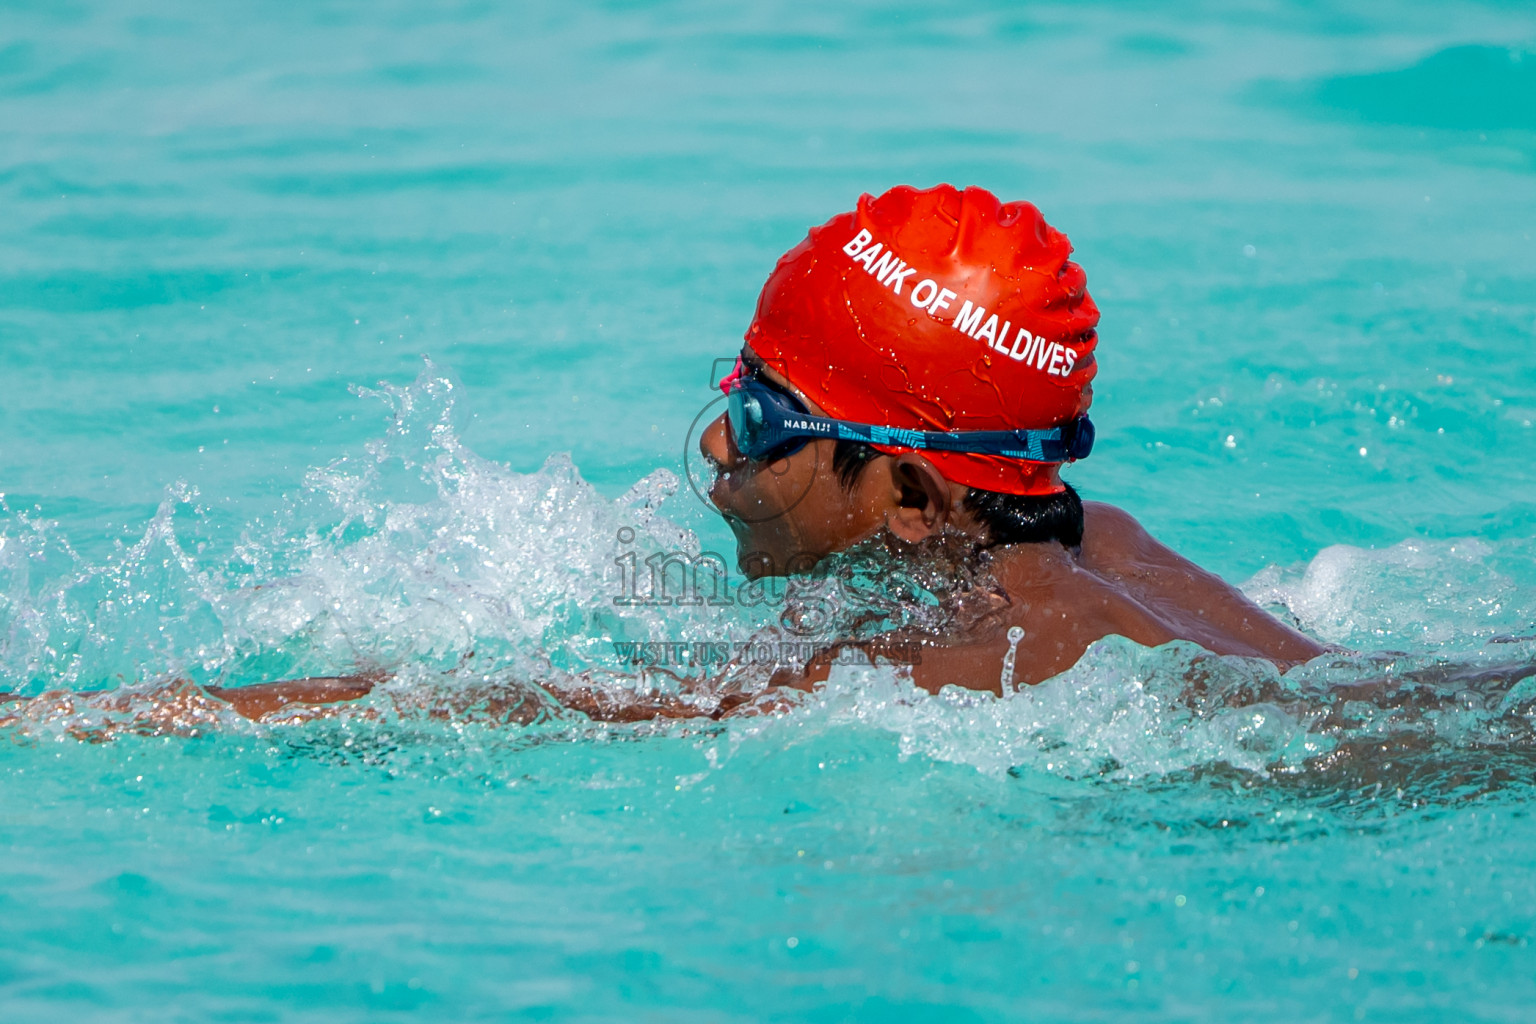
[745,184,1099,496]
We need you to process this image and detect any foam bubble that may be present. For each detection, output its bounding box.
[1243,537,1536,647]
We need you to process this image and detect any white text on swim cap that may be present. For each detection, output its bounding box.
[844,230,1078,378]
[841,229,917,295]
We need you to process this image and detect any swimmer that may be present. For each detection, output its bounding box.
[697,184,1322,697]
[5,184,1325,728]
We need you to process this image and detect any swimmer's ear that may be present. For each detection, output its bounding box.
[885,454,959,543]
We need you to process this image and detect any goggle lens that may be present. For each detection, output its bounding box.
[726,386,765,455]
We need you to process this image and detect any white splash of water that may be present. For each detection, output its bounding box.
[0,364,792,699]
[1243,537,1535,646]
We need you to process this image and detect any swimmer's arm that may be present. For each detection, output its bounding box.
[0,676,381,721]
[535,674,763,721]
[1081,502,1325,665]
[205,672,750,724]
[204,674,702,723]
[3,670,751,733]
[205,674,382,719]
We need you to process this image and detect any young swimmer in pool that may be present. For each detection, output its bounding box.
[176,184,1321,724]
[696,184,1321,695]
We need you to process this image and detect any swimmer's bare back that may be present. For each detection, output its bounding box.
[789,502,1325,697]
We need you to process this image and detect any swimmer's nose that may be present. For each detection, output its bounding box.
[700,412,740,472]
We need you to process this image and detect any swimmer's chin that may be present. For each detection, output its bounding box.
[733,542,839,580]
[717,514,821,579]
[729,539,810,580]
[733,545,776,580]
[714,511,771,578]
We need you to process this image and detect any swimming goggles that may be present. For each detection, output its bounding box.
[717,357,1095,464]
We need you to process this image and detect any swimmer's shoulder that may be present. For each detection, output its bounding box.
[1078,501,1327,664]
[1079,499,1248,597]
[1079,500,1139,545]
[1078,501,1180,574]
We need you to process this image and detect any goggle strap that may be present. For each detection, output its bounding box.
[729,378,1094,463]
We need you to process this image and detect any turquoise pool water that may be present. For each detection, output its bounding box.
[3,0,1536,1019]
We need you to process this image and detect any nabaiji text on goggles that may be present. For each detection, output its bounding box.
[726,370,1094,465]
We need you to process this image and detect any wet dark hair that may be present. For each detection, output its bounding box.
[831,440,1084,550]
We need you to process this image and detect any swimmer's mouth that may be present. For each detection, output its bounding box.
[708,479,744,525]
[705,473,751,536]
[703,455,735,516]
